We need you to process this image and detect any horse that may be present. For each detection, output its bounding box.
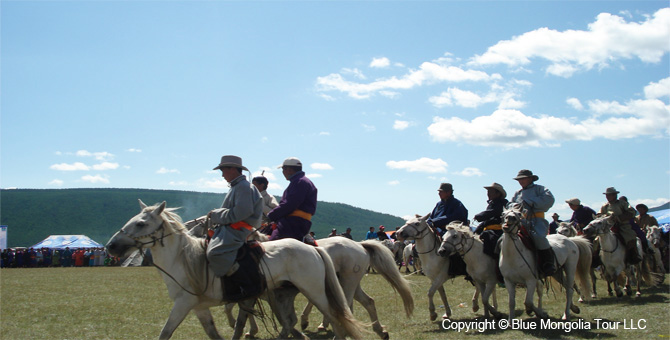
[105,200,366,340]
[379,239,405,267]
[401,243,422,274]
[500,204,593,321]
[646,226,666,274]
[227,235,414,339]
[396,214,454,321]
[557,221,600,301]
[437,222,500,318]
[583,216,663,297]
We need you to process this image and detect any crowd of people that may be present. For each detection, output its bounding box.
[0,247,121,268]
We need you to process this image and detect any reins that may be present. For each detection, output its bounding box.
[408,222,440,255]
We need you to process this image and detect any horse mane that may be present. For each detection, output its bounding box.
[143,203,209,293]
[445,221,473,236]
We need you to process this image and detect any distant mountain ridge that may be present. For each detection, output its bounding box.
[0,188,406,248]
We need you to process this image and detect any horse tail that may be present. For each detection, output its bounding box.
[639,255,665,286]
[314,246,367,340]
[570,236,594,300]
[361,240,415,317]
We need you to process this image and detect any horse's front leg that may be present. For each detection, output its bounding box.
[232,299,257,340]
[505,278,516,323]
[353,285,387,339]
[590,268,598,298]
[193,308,223,340]
[525,280,547,319]
[159,301,196,340]
[300,302,314,331]
[426,282,441,321]
[437,285,451,319]
[224,303,236,329]
[471,287,480,313]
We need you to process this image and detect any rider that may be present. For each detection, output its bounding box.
[473,182,508,257]
[207,155,264,301]
[511,169,556,276]
[252,174,278,235]
[426,183,468,236]
[600,187,642,263]
[268,157,318,241]
[565,198,596,234]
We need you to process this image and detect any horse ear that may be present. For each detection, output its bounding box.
[421,214,430,221]
[139,199,148,210]
[154,201,167,216]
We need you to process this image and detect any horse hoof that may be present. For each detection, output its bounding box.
[300,321,308,331]
[472,305,480,313]
[430,312,438,321]
[381,331,389,340]
[578,297,584,303]
[636,292,641,297]
[591,294,597,299]
[571,305,580,314]
[317,325,327,332]
[616,292,623,298]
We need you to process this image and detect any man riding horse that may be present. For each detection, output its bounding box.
[600,187,642,264]
[511,169,556,276]
[207,155,264,302]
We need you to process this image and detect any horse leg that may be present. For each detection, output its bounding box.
[272,286,306,339]
[505,278,516,322]
[224,303,236,328]
[353,285,388,340]
[437,286,451,319]
[159,301,195,340]
[634,264,642,297]
[300,301,314,331]
[590,268,598,298]
[526,280,547,319]
[471,287,480,313]
[232,299,257,340]
[481,281,500,319]
[193,308,223,340]
[562,271,577,320]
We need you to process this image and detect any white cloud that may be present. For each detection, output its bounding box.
[469,8,670,77]
[427,78,670,148]
[455,167,484,177]
[200,178,228,190]
[567,97,584,110]
[388,180,400,186]
[316,60,496,99]
[386,157,448,173]
[319,131,331,136]
[92,162,119,170]
[76,150,114,161]
[370,57,391,68]
[306,173,322,179]
[168,181,189,186]
[157,167,180,174]
[127,148,142,153]
[393,120,411,130]
[311,163,333,170]
[252,168,278,181]
[81,174,109,184]
[644,77,670,99]
[50,162,90,171]
[49,179,64,186]
[362,124,376,132]
[342,67,366,79]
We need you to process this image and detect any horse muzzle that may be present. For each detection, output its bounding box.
[437,244,452,257]
[105,232,138,257]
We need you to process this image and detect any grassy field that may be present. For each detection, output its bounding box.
[1,266,669,339]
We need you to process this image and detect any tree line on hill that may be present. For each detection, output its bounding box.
[0,188,406,248]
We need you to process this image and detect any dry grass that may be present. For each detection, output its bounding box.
[1,266,669,339]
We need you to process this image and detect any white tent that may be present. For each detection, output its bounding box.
[31,235,103,249]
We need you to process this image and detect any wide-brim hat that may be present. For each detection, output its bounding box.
[483,182,506,198]
[513,169,539,181]
[213,155,249,171]
[565,198,581,205]
[603,187,620,195]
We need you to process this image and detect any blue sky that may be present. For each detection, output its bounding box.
[2,1,669,223]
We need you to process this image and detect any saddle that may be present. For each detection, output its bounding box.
[222,240,266,303]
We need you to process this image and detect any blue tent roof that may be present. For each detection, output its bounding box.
[650,208,670,225]
[31,235,103,249]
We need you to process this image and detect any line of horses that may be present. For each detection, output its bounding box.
[105,200,664,339]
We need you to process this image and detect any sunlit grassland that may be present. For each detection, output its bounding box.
[1,267,669,339]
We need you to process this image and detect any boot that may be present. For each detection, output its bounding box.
[538,248,556,277]
[626,240,642,264]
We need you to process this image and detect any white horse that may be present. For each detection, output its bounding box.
[299,238,414,339]
[437,222,500,318]
[500,204,592,321]
[583,216,662,297]
[105,201,366,340]
[646,226,666,274]
[557,221,600,301]
[401,243,422,274]
[396,214,454,321]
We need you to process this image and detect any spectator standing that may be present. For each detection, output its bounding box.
[377,226,390,241]
[340,228,353,240]
[365,227,377,240]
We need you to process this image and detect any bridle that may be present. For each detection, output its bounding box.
[403,220,440,255]
[121,219,210,296]
[587,221,619,254]
[442,231,475,257]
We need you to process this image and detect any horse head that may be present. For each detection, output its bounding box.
[581,214,612,238]
[437,221,471,257]
[396,214,430,241]
[501,203,526,234]
[106,200,182,258]
[556,222,577,237]
[647,226,662,248]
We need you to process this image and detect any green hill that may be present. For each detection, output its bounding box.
[0,188,405,248]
